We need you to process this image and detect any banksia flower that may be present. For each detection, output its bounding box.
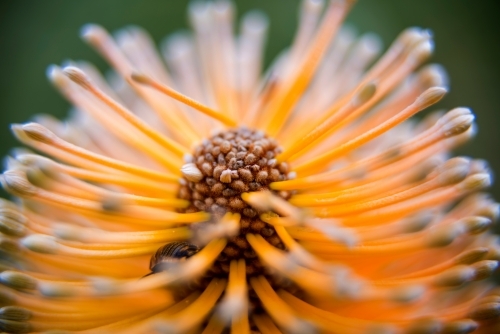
[1,0,499,333]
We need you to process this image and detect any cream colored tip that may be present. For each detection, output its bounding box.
[418,64,449,89]
[1,170,36,197]
[130,72,152,85]
[435,157,470,186]
[410,39,434,64]
[390,285,425,303]
[402,212,433,233]
[425,224,462,248]
[462,216,492,235]
[63,66,92,89]
[472,260,498,281]
[21,234,59,254]
[0,306,32,322]
[0,271,37,290]
[242,10,269,35]
[80,23,107,43]
[308,221,358,247]
[241,191,272,211]
[0,214,26,238]
[46,64,68,88]
[38,282,75,298]
[399,27,426,48]
[53,224,85,241]
[406,318,443,334]
[460,173,491,191]
[353,82,377,106]
[439,108,475,137]
[18,123,56,144]
[217,294,246,322]
[433,266,475,287]
[454,247,489,265]
[469,302,500,321]
[91,277,120,294]
[442,320,478,334]
[478,202,499,222]
[414,87,446,110]
[0,204,26,223]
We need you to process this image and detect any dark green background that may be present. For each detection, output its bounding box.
[0,0,499,201]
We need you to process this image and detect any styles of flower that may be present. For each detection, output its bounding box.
[0,0,499,333]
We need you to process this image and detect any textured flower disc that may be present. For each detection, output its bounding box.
[179,129,289,264]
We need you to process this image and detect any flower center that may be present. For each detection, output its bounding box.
[177,127,292,276]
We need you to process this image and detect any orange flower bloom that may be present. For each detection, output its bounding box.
[1,0,499,333]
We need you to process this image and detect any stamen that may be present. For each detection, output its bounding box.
[0,319,31,333]
[33,238,225,298]
[405,318,444,334]
[80,24,200,145]
[0,271,37,291]
[293,87,447,174]
[286,0,325,72]
[193,213,241,245]
[469,302,500,321]
[21,234,164,259]
[441,320,478,334]
[0,1,497,332]
[320,64,447,148]
[24,161,187,209]
[13,123,179,183]
[202,312,226,334]
[360,28,432,90]
[246,233,353,297]
[387,247,489,280]
[250,275,315,334]
[0,208,27,237]
[261,0,352,136]
[131,73,237,127]
[274,225,347,274]
[1,170,208,227]
[62,66,187,159]
[94,292,197,333]
[278,82,376,161]
[26,251,145,278]
[28,292,173,332]
[237,10,269,115]
[217,259,249,332]
[299,218,469,257]
[272,106,473,191]
[161,33,206,108]
[48,65,185,172]
[154,279,227,333]
[278,289,389,333]
[53,224,190,245]
[242,191,304,220]
[278,29,433,153]
[17,154,177,195]
[252,313,282,334]
[307,158,470,217]
[472,260,499,281]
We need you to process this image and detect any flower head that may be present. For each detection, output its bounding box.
[1,0,499,333]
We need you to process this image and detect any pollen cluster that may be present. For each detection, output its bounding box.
[178,128,291,276]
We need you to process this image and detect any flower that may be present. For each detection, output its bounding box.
[0,0,499,333]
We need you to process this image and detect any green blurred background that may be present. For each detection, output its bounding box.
[0,0,499,201]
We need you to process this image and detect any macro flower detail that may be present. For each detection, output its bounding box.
[0,0,499,333]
